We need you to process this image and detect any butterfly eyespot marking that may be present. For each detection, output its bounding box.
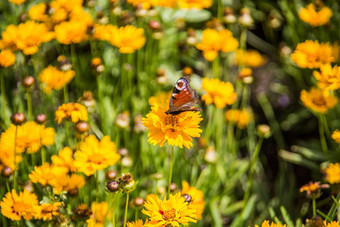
[175,79,187,90]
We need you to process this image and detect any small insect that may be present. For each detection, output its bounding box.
[165,76,201,115]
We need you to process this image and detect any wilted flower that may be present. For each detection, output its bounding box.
[290,40,338,69]
[324,163,340,184]
[196,28,239,61]
[299,181,329,198]
[74,135,120,176]
[142,192,197,226]
[39,66,75,93]
[142,105,202,149]
[0,189,39,221]
[181,181,205,220]
[86,202,111,226]
[0,21,54,55]
[201,78,237,108]
[78,91,96,112]
[300,87,338,114]
[178,0,212,9]
[313,64,340,92]
[234,49,267,68]
[55,103,88,124]
[299,3,332,27]
[332,130,340,144]
[0,49,16,67]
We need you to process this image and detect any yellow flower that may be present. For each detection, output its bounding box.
[300,87,338,114]
[254,220,287,227]
[0,21,54,55]
[0,189,39,221]
[234,49,267,68]
[127,0,153,9]
[142,192,197,226]
[142,105,203,149]
[290,40,338,69]
[299,181,329,197]
[0,49,16,67]
[55,20,89,44]
[51,173,85,194]
[55,103,88,124]
[178,0,212,9]
[225,109,253,129]
[201,78,237,108]
[332,130,340,144]
[39,65,75,93]
[93,24,114,42]
[110,25,146,53]
[50,0,84,23]
[0,122,55,155]
[324,163,340,184]
[34,202,62,220]
[313,64,340,92]
[9,0,26,5]
[324,221,340,227]
[299,4,332,27]
[86,202,111,227]
[148,91,172,108]
[127,219,147,227]
[74,135,120,176]
[196,29,239,61]
[181,181,205,220]
[51,146,77,172]
[28,3,49,22]
[29,163,68,186]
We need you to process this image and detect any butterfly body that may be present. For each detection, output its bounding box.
[166,76,201,115]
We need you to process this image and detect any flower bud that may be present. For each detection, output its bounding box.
[133,197,144,207]
[24,181,34,192]
[91,58,105,74]
[57,55,72,71]
[134,114,146,133]
[22,76,35,89]
[119,173,137,193]
[224,7,236,24]
[156,68,168,84]
[118,148,129,156]
[257,124,271,138]
[152,173,163,180]
[204,146,217,163]
[183,67,193,76]
[1,166,13,177]
[106,170,117,180]
[148,20,162,31]
[169,183,177,192]
[68,188,79,196]
[75,121,89,134]
[309,215,323,227]
[106,181,120,192]
[11,112,26,125]
[74,204,92,218]
[121,156,133,167]
[238,68,253,85]
[182,194,192,203]
[35,113,47,124]
[116,111,130,129]
[239,8,254,27]
[78,91,96,113]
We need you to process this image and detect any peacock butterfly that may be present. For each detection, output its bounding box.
[165,76,201,115]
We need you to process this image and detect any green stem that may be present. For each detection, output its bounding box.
[217,0,223,21]
[96,75,107,134]
[13,126,18,190]
[318,115,328,155]
[312,197,316,216]
[1,75,8,127]
[212,55,220,79]
[26,90,32,121]
[123,193,129,227]
[168,146,174,195]
[63,85,69,103]
[70,44,80,96]
[64,121,72,146]
[41,147,46,164]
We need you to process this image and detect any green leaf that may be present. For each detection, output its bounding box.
[278,150,320,170]
[280,206,295,227]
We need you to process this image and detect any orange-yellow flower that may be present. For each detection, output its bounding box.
[86,202,112,227]
[299,181,329,197]
[110,25,146,53]
[324,163,340,184]
[28,3,49,22]
[51,173,85,194]
[51,146,77,172]
[178,0,212,9]
[34,202,62,220]
[142,105,202,149]
[142,192,197,226]
[201,78,237,108]
[55,103,88,124]
[0,21,54,55]
[39,66,75,93]
[148,91,172,108]
[196,29,239,61]
[234,49,267,68]
[0,49,16,67]
[225,109,253,129]
[181,181,205,220]
[324,221,340,227]
[55,20,89,44]
[74,135,120,176]
[300,87,338,113]
[299,3,332,27]
[290,40,338,69]
[254,220,287,227]
[9,0,26,5]
[0,189,39,221]
[313,64,340,92]
[332,130,340,144]
[29,163,68,186]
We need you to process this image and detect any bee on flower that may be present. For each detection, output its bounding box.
[181,181,205,220]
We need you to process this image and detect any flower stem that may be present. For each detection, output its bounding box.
[96,74,107,134]
[26,90,32,121]
[312,197,316,216]
[123,193,130,227]
[1,74,8,127]
[168,146,174,195]
[13,126,18,190]
[318,115,328,155]
[64,121,72,146]
[212,55,220,79]
[63,85,69,103]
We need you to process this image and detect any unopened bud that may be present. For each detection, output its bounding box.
[106,181,120,192]
[35,113,47,124]
[11,113,26,125]
[75,121,89,134]
[74,204,92,218]
[106,170,117,180]
[119,173,137,193]
[134,197,144,207]
[22,76,35,89]
[257,124,271,138]
[68,188,79,196]
[148,20,162,30]
[239,8,254,27]
[1,166,13,177]
[169,183,177,192]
